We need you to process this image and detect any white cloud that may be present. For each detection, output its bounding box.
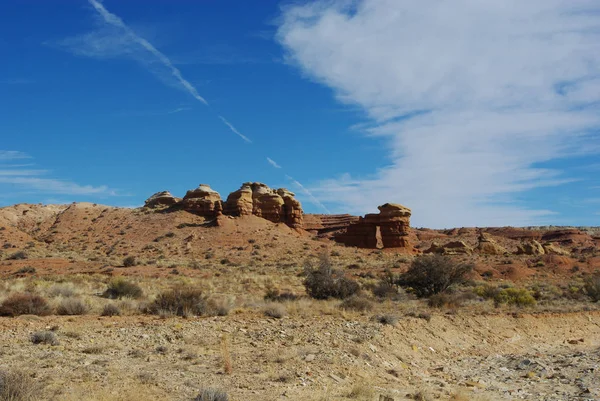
[0,151,114,196]
[267,157,282,169]
[0,151,31,161]
[277,0,600,227]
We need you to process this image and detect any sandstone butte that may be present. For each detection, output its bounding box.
[144,182,303,229]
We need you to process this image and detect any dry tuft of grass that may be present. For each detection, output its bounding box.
[348,380,374,399]
[0,369,42,401]
[193,388,229,401]
[56,298,89,315]
[263,303,287,319]
[221,334,232,375]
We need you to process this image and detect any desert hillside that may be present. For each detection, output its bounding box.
[0,193,599,401]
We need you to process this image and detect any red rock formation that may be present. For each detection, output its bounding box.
[224,183,304,228]
[278,189,303,229]
[144,191,180,208]
[303,214,360,236]
[335,203,412,251]
[181,184,223,217]
[223,183,253,216]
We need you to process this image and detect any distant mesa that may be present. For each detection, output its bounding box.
[144,182,303,229]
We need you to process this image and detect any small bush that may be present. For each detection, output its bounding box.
[148,286,208,317]
[375,314,399,325]
[584,275,600,302]
[0,369,41,401]
[340,296,373,312]
[194,388,229,401]
[15,266,36,274]
[397,255,473,297]
[47,284,75,298]
[122,256,137,267]
[0,293,51,317]
[263,303,287,319]
[7,251,28,260]
[101,303,121,317]
[30,331,58,345]
[103,277,143,299]
[303,254,359,300]
[264,283,298,302]
[427,292,467,309]
[56,298,89,315]
[493,288,536,307]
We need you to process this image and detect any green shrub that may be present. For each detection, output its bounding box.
[584,275,600,302]
[494,288,536,307]
[303,253,359,300]
[103,277,143,299]
[397,255,473,297]
[0,293,51,317]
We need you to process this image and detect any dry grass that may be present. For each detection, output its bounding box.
[0,369,42,401]
[221,334,232,375]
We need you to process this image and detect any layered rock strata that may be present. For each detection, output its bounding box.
[144,182,304,229]
[335,203,412,250]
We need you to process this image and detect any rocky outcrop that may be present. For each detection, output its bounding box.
[476,233,507,255]
[335,203,412,251]
[516,240,545,256]
[223,183,253,216]
[425,240,473,255]
[278,188,303,229]
[224,182,303,228]
[303,214,360,236]
[542,243,570,256]
[181,184,223,217]
[144,191,181,208]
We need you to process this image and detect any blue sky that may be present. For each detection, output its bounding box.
[1,0,599,228]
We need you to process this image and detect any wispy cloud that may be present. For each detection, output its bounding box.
[285,175,331,214]
[54,0,255,144]
[277,0,600,227]
[0,150,114,197]
[218,116,252,143]
[85,0,208,105]
[0,151,31,161]
[266,157,281,169]
[167,106,191,114]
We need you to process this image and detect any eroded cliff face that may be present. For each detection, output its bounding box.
[144,182,303,229]
[335,203,413,251]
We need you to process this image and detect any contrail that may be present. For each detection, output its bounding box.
[218,116,252,143]
[266,157,281,169]
[87,0,329,213]
[89,0,208,105]
[286,175,331,214]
